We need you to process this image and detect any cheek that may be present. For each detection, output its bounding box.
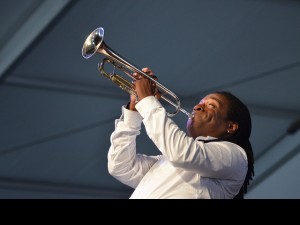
[212,115,227,130]
[215,112,226,124]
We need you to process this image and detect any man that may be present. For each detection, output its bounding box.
[107,68,254,199]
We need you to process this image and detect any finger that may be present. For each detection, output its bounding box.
[142,67,150,73]
[142,67,154,76]
[133,72,143,80]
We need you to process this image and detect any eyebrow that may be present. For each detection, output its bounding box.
[208,96,223,105]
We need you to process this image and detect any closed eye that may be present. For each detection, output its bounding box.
[208,104,216,108]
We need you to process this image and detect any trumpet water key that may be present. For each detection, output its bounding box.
[82,27,193,119]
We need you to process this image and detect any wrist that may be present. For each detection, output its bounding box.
[126,101,137,111]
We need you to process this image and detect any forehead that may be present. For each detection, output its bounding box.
[200,93,228,105]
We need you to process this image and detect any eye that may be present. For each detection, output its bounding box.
[208,103,216,108]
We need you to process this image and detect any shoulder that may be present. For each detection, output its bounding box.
[197,137,248,162]
[222,141,248,161]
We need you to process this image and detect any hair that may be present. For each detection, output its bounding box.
[215,91,254,199]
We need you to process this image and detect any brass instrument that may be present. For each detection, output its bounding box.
[82,27,193,119]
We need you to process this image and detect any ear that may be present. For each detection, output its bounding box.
[226,121,239,134]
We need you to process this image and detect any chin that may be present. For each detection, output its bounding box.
[186,124,192,135]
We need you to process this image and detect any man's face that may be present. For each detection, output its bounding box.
[186,93,230,139]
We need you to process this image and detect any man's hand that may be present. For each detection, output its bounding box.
[128,67,160,111]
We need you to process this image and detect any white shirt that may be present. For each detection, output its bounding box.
[107,96,248,199]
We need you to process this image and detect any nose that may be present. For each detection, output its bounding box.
[193,104,204,112]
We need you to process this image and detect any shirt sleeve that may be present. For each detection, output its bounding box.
[135,96,248,180]
[107,105,161,188]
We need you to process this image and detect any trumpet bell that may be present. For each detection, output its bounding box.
[82,27,105,59]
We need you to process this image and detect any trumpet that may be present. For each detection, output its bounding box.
[82,27,193,119]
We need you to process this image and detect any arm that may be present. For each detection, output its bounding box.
[107,105,160,188]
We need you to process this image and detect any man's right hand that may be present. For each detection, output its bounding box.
[128,67,159,111]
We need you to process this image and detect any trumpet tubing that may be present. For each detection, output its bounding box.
[82,27,193,119]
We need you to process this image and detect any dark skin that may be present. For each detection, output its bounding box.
[131,68,239,139]
[129,67,158,111]
[187,94,238,139]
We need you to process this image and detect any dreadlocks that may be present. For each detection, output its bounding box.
[215,91,254,199]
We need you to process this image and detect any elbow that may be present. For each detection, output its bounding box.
[107,163,114,176]
[107,160,119,177]
[107,154,119,177]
